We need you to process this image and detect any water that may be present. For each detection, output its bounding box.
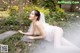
[23,16,80,53]
[63,17,80,48]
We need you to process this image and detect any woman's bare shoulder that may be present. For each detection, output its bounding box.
[35,21,41,26]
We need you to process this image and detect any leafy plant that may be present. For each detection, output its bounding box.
[1,33,25,52]
[45,5,69,25]
[23,5,50,15]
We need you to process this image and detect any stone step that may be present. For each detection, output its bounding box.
[0,31,17,40]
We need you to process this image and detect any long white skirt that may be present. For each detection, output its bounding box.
[23,23,80,53]
[35,23,80,53]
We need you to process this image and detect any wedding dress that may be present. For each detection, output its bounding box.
[23,12,80,53]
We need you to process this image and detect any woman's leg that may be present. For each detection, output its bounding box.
[53,27,63,48]
[53,26,79,49]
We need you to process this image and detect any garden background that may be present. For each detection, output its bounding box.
[0,0,80,53]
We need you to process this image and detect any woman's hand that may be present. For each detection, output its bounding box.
[18,30,33,35]
[18,30,23,34]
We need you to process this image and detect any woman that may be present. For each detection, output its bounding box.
[18,10,80,49]
[19,10,45,39]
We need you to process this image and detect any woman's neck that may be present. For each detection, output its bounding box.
[32,20,37,23]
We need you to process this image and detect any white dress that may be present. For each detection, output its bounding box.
[30,23,80,53]
[22,12,80,53]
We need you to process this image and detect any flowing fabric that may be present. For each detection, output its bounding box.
[27,12,80,53]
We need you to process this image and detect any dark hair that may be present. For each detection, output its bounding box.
[33,10,40,21]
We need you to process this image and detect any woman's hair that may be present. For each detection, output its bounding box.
[33,10,40,21]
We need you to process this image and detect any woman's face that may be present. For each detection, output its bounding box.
[29,11,36,21]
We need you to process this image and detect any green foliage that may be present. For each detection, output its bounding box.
[23,5,50,15]
[1,33,25,52]
[3,5,50,26]
[0,3,69,30]
[10,6,19,12]
[54,5,68,21]
[45,5,68,25]
[0,11,9,17]
[22,11,31,26]
[41,0,56,11]
[3,11,20,30]
[4,6,19,26]
[4,16,19,25]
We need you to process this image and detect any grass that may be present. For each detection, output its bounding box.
[0,29,7,34]
[0,33,26,53]
[0,25,20,34]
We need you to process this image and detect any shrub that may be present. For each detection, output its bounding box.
[45,5,69,25]
[4,16,19,25]
[23,5,50,15]
[22,11,31,26]
[5,5,50,26]
[1,33,25,52]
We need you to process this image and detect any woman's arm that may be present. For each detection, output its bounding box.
[22,32,33,35]
[18,23,34,35]
[18,30,33,35]
[29,22,45,39]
